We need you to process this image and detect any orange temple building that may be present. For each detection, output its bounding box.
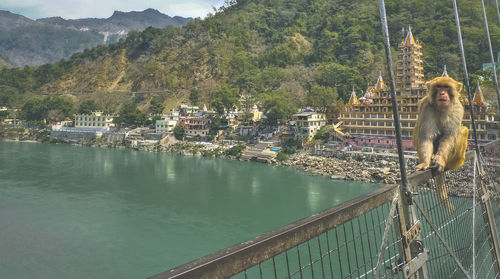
[339,28,497,149]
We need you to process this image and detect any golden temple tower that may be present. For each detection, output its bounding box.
[396,27,425,89]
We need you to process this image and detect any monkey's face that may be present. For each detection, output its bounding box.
[435,85,451,108]
[425,76,463,109]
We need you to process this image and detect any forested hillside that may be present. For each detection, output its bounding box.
[1,0,499,115]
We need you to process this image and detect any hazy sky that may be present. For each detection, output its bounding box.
[1,0,226,19]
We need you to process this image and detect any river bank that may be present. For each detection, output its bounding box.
[1,126,498,198]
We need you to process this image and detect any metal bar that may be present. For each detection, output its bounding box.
[356,217,368,276]
[152,185,398,279]
[377,0,408,193]
[350,221,360,277]
[317,237,326,278]
[297,245,304,279]
[496,0,500,27]
[335,227,344,278]
[374,192,399,279]
[325,230,335,279]
[343,224,353,278]
[307,240,314,278]
[452,0,481,156]
[481,0,500,110]
[363,212,376,275]
[414,199,472,278]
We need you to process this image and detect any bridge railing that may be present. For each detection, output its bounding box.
[151,140,499,279]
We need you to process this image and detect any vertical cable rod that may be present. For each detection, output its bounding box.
[377,0,408,191]
[451,0,481,157]
[472,153,478,279]
[480,0,500,110]
[496,0,500,26]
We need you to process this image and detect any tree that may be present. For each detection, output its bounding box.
[189,87,200,106]
[22,98,48,122]
[78,100,101,114]
[306,85,338,112]
[259,89,297,126]
[150,96,164,114]
[44,96,75,123]
[173,124,185,140]
[115,103,147,127]
[211,85,239,116]
[314,62,365,102]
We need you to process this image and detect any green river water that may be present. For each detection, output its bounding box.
[0,141,381,278]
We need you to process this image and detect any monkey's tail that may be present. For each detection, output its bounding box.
[435,173,454,213]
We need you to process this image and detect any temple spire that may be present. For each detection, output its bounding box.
[441,65,448,77]
[473,82,487,106]
[374,71,385,92]
[347,87,358,106]
[403,26,415,46]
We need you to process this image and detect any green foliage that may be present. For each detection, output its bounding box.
[114,103,147,127]
[313,125,331,143]
[1,0,500,112]
[173,124,185,140]
[276,150,289,161]
[306,85,338,112]
[259,89,297,125]
[78,100,101,114]
[189,88,200,106]
[224,144,246,157]
[0,86,20,107]
[151,115,163,125]
[0,110,8,120]
[21,95,74,122]
[314,62,365,102]
[211,85,239,116]
[149,96,164,114]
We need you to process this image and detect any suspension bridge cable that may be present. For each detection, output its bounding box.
[481,0,500,110]
[377,0,408,191]
[472,153,478,279]
[496,0,500,27]
[451,0,481,157]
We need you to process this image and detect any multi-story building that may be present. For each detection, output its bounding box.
[155,111,180,134]
[291,111,327,139]
[74,111,116,130]
[179,117,211,138]
[179,105,199,116]
[340,28,495,149]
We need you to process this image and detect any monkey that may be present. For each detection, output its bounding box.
[413,76,469,212]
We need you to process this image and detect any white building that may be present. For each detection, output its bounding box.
[292,111,327,138]
[155,111,180,134]
[74,111,116,130]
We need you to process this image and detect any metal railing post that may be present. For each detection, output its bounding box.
[378,1,428,278]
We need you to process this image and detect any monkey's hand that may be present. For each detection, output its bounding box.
[431,154,446,173]
[415,162,430,171]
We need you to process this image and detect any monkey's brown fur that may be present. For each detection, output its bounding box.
[413,76,469,212]
[413,76,468,172]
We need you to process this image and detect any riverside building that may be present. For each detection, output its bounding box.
[340,28,496,149]
[74,111,116,130]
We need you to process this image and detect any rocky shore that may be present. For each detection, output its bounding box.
[281,152,401,184]
[1,126,498,199]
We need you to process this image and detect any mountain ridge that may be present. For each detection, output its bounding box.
[0,9,192,67]
[0,0,499,115]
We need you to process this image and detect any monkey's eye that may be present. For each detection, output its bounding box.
[436,85,450,89]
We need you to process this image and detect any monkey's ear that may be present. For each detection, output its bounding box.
[455,81,463,93]
[425,80,434,94]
